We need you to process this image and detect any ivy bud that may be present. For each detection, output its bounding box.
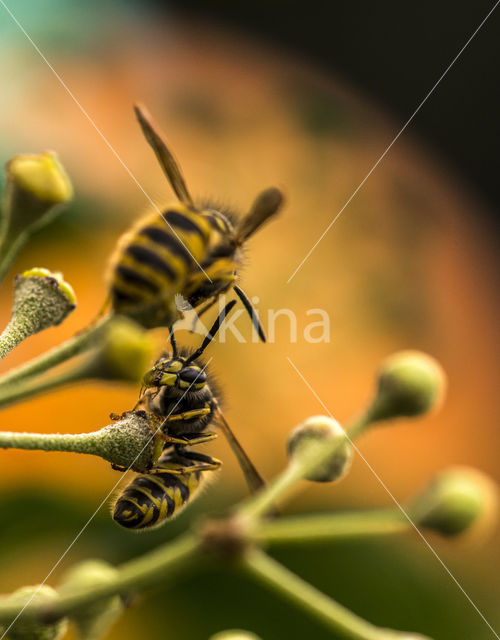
[0,268,76,359]
[287,415,352,483]
[409,467,498,537]
[368,351,446,423]
[209,631,262,640]
[0,585,67,640]
[1,151,73,239]
[83,316,154,383]
[58,559,123,640]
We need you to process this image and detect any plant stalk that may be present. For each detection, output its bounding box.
[253,509,410,545]
[0,315,110,389]
[242,548,416,640]
[0,534,200,625]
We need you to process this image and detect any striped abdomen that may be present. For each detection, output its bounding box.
[109,204,212,328]
[112,449,220,530]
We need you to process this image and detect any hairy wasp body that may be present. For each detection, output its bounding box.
[112,302,265,531]
[108,105,283,337]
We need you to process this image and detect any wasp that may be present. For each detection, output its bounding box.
[108,104,283,338]
[112,301,265,530]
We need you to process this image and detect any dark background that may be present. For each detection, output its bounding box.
[161,0,500,223]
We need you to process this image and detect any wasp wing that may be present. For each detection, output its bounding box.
[234,187,283,245]
[134,103,195,208]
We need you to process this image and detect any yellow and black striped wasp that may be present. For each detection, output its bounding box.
[113,301,265,530]
[108,104,283,338]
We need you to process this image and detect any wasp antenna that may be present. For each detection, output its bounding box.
[134,103,195,207]
[234,285,266,342]
[186,300,237,363]
[169,327,178,357]
[234,186,283,245]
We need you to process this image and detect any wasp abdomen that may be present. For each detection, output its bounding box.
[112,449,220,530]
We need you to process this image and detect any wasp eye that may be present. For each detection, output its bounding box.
[179,368,206,384]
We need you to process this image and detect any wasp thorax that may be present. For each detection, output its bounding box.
[143,358,207,391]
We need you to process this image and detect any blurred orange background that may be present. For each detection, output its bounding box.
[0,6,498,639]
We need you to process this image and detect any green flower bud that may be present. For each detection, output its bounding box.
[287,415,352,483]
[84,316,154,383]
[1,152,73,238]
[0,268,76,360]
[409,467,498,537]
[58,560,123,640]
[0,585,67,640]
[368,351,446,422]
[209,631,262,640]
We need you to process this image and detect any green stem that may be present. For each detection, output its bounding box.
[0,367,84,410]
[0,534,200,625]
[0,229,30,284]
[0,429,105,455]
[0,318,32,360]
[253,509,410,545]
[0,315,110,388]
[239,413,372,520]
[242,548,414,640]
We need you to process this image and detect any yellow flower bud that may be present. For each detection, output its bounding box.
[87,316,154,383]
[0,268,76,360]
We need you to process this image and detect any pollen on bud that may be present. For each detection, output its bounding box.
[368,351,446,423]
[1,584,67,640]
[89,316,154,383]
[0,268,76,360]
[2,152,73,240]
[58,560,123,640]
[209,631,262,640]
[409,467,498,537]
[286,415,352,483]
[7,152,73,204]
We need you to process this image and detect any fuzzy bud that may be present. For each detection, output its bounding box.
[287,415,352,483]
[209,631,262,640]
[0,585,67,640]
[368,351,446,423]
[58,559,123,640]
[0,268,76,359]
[90,411,159,472]
[83,316,154,383]
[409,467,498,537]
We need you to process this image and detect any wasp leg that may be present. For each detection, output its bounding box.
[111,463,128,472]
[157,431,217,446]
[168,457,222,474]
[152,456,222,475]
[162,407,211,424]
